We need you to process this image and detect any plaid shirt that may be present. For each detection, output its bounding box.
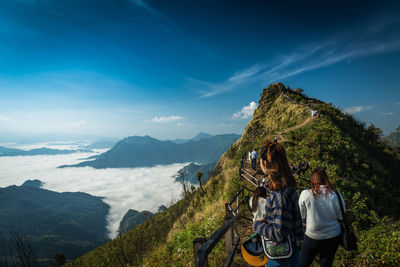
[253,186,304,243]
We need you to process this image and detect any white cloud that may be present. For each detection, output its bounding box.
[381,112,395,116]
[232,101,257,119]
[343,105,374,114]
[0,114,12,122]
[397,101,400,105]
[0,152,187,239]
[149,115,184,123]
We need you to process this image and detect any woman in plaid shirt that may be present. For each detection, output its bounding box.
[254,140,304,266]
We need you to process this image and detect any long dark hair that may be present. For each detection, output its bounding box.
[260,139,297,191]
[310,167,335,198]
[252,186,267,212]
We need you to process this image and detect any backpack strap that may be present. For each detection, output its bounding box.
[334,191,346,222]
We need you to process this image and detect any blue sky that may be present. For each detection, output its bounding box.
[0,0,399,141]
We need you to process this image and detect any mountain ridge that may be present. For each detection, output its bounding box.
[59,133,240,169]
[0,146,92,157]
[69,83,400,266]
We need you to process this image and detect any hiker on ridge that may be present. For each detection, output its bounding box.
[254,140,304,266]
[298,167,345,267]
[298,160,309,176]
[290,164,298,175]
[250,148,258,170]
[311,109,317,117]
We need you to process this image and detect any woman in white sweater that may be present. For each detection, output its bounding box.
[298,168,344,267]
[249,186,267,222]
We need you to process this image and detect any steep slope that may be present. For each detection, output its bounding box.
[60,134,240,169]
[69,83,400,266]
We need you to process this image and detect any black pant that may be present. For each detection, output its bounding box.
[251,158,256,169]
[299,234,341,267]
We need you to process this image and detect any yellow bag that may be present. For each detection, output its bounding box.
[241,233,268,266]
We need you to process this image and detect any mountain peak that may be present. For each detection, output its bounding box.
[192,132,213,141]
[121,135,159,145]
[21,179,43,188]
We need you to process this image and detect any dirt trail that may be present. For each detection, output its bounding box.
[275,93,317,142]
[276,116,315,142]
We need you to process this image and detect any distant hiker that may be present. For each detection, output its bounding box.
[249,186,267,222]
[297,161,305,176]
[255,140,304,266]
[261,177,268,187]
[250,148,258,170]
[298,161,309,176]
[311,109,317,117]
[290,164,298,175]
[298,168,345,267]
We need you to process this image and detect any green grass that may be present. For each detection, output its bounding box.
[66,197,191,267]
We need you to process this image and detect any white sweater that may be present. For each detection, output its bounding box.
[249,196,267,222]
[298,186,345,240]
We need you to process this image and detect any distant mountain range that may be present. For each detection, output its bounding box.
[0,146,92,157]
[171,132,213,144]
[59,133,240,169]
[0,180,109,263]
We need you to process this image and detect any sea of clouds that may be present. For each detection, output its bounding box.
[0,149,187,238]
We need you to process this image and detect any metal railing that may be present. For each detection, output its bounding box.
[193,152,257,267]
[193,186,252,267]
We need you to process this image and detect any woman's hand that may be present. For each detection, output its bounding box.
[257,218,268,223]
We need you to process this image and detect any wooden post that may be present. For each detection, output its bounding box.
[225,203,234,255]
[193,238,207,266]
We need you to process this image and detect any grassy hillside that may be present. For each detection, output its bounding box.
[69,83,400,266]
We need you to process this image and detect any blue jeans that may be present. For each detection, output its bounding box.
[267,250,299,267]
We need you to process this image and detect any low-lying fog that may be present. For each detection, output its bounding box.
[0,149,187,238]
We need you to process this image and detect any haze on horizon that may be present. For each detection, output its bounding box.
[0,0,399,142]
